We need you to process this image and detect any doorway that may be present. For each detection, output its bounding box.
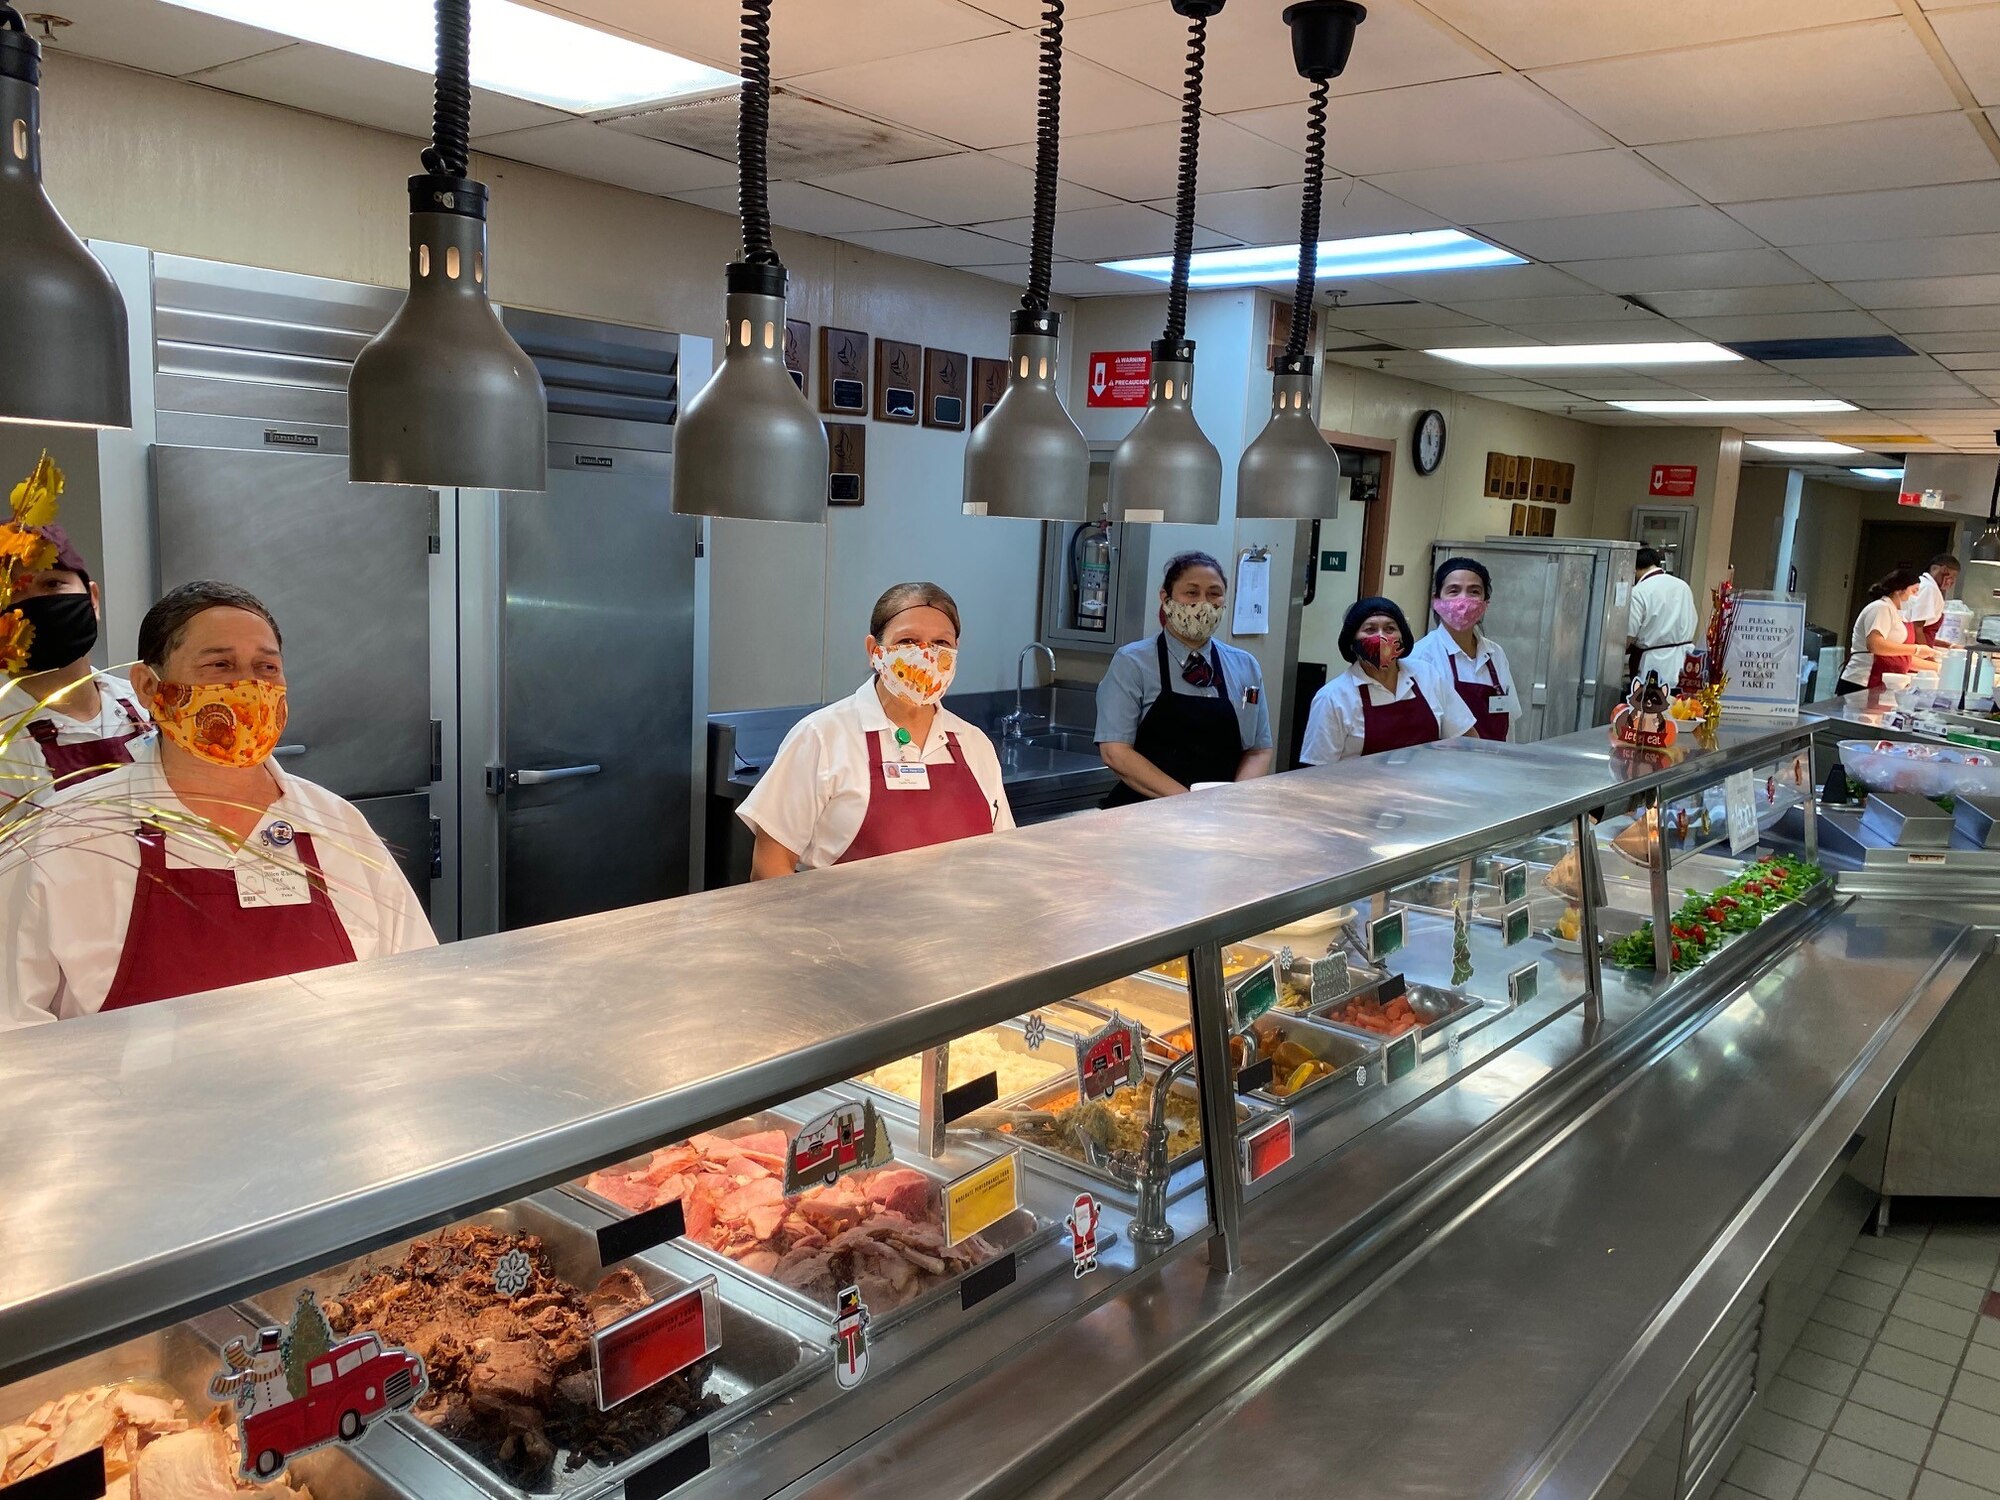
[1847,518,1955,628]
[1287,430,1394,766]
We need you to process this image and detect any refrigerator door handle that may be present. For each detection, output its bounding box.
[273,744,307,759]
[510,763,603,788]
[1531,682,1548,707]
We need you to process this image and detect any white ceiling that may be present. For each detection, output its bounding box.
[37,0,2000,452]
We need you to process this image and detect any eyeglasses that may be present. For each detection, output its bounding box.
[1181,650,1216,690]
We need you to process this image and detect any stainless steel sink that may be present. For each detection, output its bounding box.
[1022,729,1100,755]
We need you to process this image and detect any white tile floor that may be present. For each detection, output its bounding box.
[1722,1207,2000,1500]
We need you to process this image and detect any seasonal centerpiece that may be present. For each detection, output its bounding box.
[0,450,62,675]
[1669,571,1735,726]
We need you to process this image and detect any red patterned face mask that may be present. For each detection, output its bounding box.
[149,679,287,768]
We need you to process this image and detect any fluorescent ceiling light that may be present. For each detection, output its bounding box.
[159,0,738,113]
[1746,439,1862,456]
[1426,342,1741,368]
[1851,467,1904,481]
[1101,230,1524,288]
[1610,399,1858,414]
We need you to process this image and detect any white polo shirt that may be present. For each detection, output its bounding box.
[1408,624,1519,741]
[1627,568,1700,686]
[0,669,154,803]
[1299,658,1477,765]
[1903,571,1946,628]
[737,678,1015,871]
[1,756,437,1027]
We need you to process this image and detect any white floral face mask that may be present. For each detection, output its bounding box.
[1163,598,1223,647]
[872,642,956,706]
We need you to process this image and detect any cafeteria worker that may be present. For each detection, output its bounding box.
[739,581,1013,877]
[1,581,436,1025]
[1408,556,1520,742]
[1835,566,1941,695]
[1096,549,1273,803]
[1300,596,1476,763]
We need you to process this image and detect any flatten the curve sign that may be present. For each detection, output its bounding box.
[1086,350,1151,408]
[1648,464,1698,498]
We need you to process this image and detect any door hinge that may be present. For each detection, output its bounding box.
[429,719,442,784]
[427,490,441,555]
[428,814,443,880]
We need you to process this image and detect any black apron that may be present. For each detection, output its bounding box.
[1104,634,1245,808]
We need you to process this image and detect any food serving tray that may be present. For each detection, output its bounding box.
[983,1065,1258,1190]
[245,1197,825,1500]
[1155,1013,1379,1111]
[1314,983,1499,1058]
[851,1017,1071,1114]
[566,1109,1050,1336]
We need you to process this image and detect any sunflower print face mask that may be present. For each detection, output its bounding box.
[871,642,956,707]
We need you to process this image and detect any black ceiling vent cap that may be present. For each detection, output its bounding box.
[1724,335,1916,362]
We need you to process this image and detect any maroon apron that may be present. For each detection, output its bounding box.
[1448,652,1508,743]
[1359,674,1442,757]
[24,692,148,788]
[1867,613,1913,690]
[100,821,357,1012]
[835,730,995,864]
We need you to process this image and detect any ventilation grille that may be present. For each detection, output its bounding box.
[605,88,950,178]
[1678,1297,1763,1499]
[1724,336,1915,362]
[500,306,678,427]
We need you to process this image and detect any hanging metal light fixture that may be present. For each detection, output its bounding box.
[672,1,826,525]
[0,4,129,429]
[964,2,1089,521]
[349,0,546,491]
[1108,0,1223,526]
[1237,0,1365,521]
[1973,433,2000,562]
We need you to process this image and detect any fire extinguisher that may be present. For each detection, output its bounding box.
[1071,521,1111,632]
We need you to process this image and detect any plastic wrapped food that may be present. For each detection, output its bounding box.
[860,1031,1066,1101]
[1,1383,307,1500]
[1839,739,2000,799]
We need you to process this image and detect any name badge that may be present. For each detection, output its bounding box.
[236,854,312,908]
[1488,692,1521,715]
[882,762,932,792]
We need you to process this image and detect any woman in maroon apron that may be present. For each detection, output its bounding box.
[1835,567,1941,695]
[1299,597,1478,764]
[738,582,1014,877]
[1410,556,1519,743]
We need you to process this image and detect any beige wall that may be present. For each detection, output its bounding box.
[1587,425,1743,609]
[36,53,1064,709]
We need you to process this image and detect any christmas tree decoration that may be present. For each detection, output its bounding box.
[1451,898,1474,987]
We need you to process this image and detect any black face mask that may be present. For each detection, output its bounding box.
[15,593,98,674]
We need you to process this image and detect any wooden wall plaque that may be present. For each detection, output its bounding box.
[874,338,921,424]
[923,347,967,431]
[1484,451,1508,498]
[971,356,1008,426]
[1555,461,1575,503]
[784,319,810,395]
[828,422,865,506]
[817,326,868,416]
[1529,457,1552,503]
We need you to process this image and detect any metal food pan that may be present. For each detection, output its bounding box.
[984,1067,1253,1188]
[0,1316,400,1500]
[1071,974,1195,1035]
[1312,982,1490,1054]
[566,1111,1047,1335]
[1143,945,1272,987]
[1236,1013,1382,1109]
[851,1018,1072,1112]
[246,1197,823,1500]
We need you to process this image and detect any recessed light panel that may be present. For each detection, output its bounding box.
[1850,467,1904,480]
[1746,439,1863,455]
[1610,399,1859,414]
[1427,343,1741,368]
[1102,230,1524,289]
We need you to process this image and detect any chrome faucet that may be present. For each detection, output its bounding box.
[1129,1047,1200,1247]
[1002,641,1056,741]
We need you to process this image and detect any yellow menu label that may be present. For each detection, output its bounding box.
[943,1151,1020,1248]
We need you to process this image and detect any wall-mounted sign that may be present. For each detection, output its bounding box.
[1085,349,1150,408]
[828,423,865,506]
[875,338,921,423]
[783,318,810,394]
[818,326,868,416]
[1648,464,1698,498]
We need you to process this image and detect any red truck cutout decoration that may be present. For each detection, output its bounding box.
[783,1097,893,1193]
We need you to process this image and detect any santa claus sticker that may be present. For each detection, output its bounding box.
[210,1290,426,1479]
[1066,1193,1101,1278]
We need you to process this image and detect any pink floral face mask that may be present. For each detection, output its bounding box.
[1433,595,1487,633]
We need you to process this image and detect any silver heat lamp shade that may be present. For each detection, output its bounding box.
[349,175,547,491]
[672,263,827,524]
[1975,525,2000,563]
[1237,353,1342,520]
[1108,339,1220,525]
[0,27,129,429]
[963,308,1089,521]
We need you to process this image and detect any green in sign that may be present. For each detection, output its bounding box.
[1320,549,1348,572]
[1232,962,1281,1026]
[1369,910,1405,962]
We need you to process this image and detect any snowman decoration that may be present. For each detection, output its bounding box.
[832,1285,871,1389]
[209,1326,290,1418]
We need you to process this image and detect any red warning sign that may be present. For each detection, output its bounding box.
[1648,464,1698,498]
[1085,349,1151,408]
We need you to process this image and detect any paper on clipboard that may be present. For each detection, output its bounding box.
[1233,550,1271,636]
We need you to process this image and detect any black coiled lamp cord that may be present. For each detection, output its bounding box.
[1163,10,1208,344]
[737,0,779,268]
[1286,76,1329,362]
[0,6,24,35]
[1023,0,1065,315]
[420,0,471,179]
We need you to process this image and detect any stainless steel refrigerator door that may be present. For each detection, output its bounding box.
[1438,545,1563,742]
[497,450,695,929]
[152,445,434,799]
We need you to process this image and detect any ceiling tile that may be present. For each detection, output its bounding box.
[1724,182,2000,248]
[1561,248,1818,293]
[1937,352,2000,371]
[1766,355,1945,377]
[190,46,562,139]
[1476,205,1762,262]
[1365,149,1695,225]
[478,120,738,196]
[1416,0,1896,70]
[973,203,1230,260]
[1676,310,1893,341]
[669,181,929,234]
[1228,74,1610,177]
[792,33,1177,150]
[808,153,1112,224]
[1499,319,1696,344]
[1046,262,1175,296]
[36,0,285,76]
[1642,285,1859,317]
[835,225,1029,265]
[1331,303,1497,330]
[1638,113,1998,203]
[1791,233,2000,281]
[1530,20,1955,146]
[991,117,1300,201]
[541,0,1010,79]
[959,0,1150,22]
[1876,305,2000,333]
[1431,293,1654,323]
[1373,263,1602,300]
[1167,182,1446,243]
[1932,7,2000,107]
[1064,0,1495,116]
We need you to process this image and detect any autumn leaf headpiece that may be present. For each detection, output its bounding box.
[0,452,64,676]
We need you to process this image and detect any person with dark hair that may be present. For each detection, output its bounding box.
[0,524,152,801]
[1409,555,1519,742]
[1626,546,1699,691]
[1299,596,1475,763]
[1837,566,1941,695]
[1095,550,1273,804]
[1901,551,1961,645]
[2,580,434,1025]
[739,580,1012,876]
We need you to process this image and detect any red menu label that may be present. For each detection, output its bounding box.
[1085,350,1151,407]
[593,1281,717,1410]
[1239,1113,1294,1184]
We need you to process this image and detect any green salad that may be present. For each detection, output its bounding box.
[1606,853,1824,972]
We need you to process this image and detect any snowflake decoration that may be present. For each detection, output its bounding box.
[1024,1014,1047,1052]
[493,1247,533,1299]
